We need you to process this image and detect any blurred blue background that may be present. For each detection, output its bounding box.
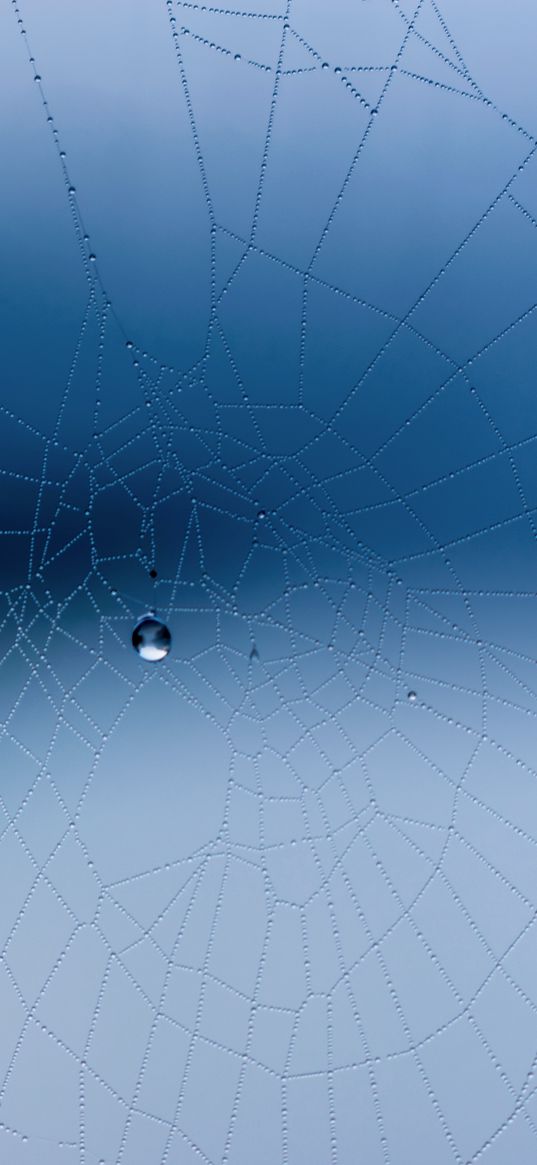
[2,1,537,1161]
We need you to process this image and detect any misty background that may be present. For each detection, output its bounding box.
[1,1,537,1161]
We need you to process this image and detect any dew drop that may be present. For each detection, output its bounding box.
[407,690,417,703]
[132,616,172,662]
[257,509,266,520]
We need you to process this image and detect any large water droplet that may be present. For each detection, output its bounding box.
[132,616,171,662]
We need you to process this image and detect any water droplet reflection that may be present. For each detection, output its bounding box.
[132,616,172,662]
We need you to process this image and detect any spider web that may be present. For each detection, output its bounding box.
[2,0,537,1161]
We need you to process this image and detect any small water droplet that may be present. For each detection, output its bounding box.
[149,568,157,579]
[88,253,96,263]
[257,509,266,520]
[407,690,417,703]
[234,52,241,61]
[132,616,172,662]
